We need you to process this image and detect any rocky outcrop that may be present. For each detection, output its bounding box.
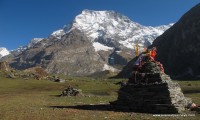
[0,61,10,71]
[150,3,200,79]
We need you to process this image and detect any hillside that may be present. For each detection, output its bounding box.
[151,3,200,79]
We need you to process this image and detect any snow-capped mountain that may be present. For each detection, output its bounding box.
[28,10,172,52]
[10,10,173,76]
[0,47,10,58]
[51,10,172,51]
[77,10,172,49]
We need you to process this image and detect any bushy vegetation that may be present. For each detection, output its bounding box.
[0,76,199,120]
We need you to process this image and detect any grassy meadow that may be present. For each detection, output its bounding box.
[0,75,200,120]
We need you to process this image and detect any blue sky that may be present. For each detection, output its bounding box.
[0,0,199,50]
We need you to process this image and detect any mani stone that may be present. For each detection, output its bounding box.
[60,86,82,97]
[111,55,192,114]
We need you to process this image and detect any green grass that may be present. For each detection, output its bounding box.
[0,76,199,120]
[176,80,200,105]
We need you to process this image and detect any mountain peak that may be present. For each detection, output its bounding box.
[28,38,44,48]
[81,9,114,14]
[70,10,173,49]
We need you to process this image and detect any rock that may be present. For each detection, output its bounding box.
[0,61,10,71]
[6,73,16,79]
[47,76,66,83]
[53,78,65,83]
[23,67,48,80]
[55,79,65,83]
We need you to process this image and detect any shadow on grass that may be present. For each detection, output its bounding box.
[48,104,153,114]
[49,104,113,111]
[49,95,61,97]
[183,89,200,94]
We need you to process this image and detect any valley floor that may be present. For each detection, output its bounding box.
[0,76,199,120]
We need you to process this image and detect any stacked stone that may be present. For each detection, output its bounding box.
[61,86,82,97]
[111,55,192,113]
[128,55,164,84]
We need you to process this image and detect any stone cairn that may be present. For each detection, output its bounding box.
[111,52,192,114]
[60,86,82,97]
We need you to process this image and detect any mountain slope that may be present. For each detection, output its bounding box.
[11,29,107,76]
[150,3,200,79]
